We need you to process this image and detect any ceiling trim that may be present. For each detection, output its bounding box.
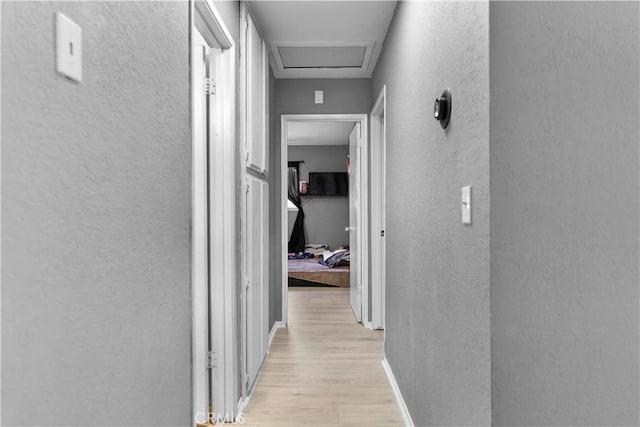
[269,41,376,79]
[287,139,349,146]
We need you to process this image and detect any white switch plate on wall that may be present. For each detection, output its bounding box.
[461,186,472,224]
[56,12,82,82]
[314,90,323,104]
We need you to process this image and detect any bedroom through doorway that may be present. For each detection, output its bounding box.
[280,114,369,325]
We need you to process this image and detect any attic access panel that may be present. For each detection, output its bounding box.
[278,45,367,69]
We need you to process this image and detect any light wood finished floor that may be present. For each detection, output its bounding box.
[242,287,404,427]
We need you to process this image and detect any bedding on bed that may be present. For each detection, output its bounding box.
[305,244,329,257]
[319,249,350,268]
[288,252,314,260]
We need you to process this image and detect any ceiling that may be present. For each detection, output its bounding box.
[287,121,355,146]
[248,1,397,79]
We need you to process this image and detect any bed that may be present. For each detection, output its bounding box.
[287,256,350,287]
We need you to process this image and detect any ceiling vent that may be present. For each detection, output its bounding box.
[270,42,375,78]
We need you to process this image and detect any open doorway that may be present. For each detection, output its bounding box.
[280,114,369,325]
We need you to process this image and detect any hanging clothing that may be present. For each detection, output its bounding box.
[287,166,306,253]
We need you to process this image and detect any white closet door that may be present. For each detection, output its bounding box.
[246,14,267,173]
[246,175,268,388]
[260,180,269,355]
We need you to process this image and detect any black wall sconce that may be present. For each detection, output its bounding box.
[434,88,452,129]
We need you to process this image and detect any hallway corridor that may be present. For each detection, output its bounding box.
[242,287,403,426]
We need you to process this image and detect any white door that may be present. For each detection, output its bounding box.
[245,175,269,390]
[370,87,386,330]
[349,123,363,322]
[192,3,239,422]
[206,45,225,417]
[245,14,268,174]
[192,28,215,420]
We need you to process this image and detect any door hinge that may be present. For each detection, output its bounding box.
[246,183,250,194]
[206,350,216,369]
[381,230,385,237]
[204,77,216,95]
[245,151,250,163]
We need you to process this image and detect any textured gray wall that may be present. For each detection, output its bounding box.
[273,78,371,324]
[490,2,640,425]
[2,2,191,426]
[371,2,491,425]
[276,79,371,117]
[288,145,350,250]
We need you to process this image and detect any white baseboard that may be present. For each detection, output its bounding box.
[268,320,286,351]
[382,358,415,427]
[363,321,373,330]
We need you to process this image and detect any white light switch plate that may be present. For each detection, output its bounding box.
[56,12,82,82]
[461,186,472,224]
[314,90,324,104]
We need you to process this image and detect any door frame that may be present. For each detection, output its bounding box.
[0,3,3,423]
[190,0,237,424]
[280,114,369,325]
[348,122,365,323]
[370,86,387,330]
[191,24,209,424]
